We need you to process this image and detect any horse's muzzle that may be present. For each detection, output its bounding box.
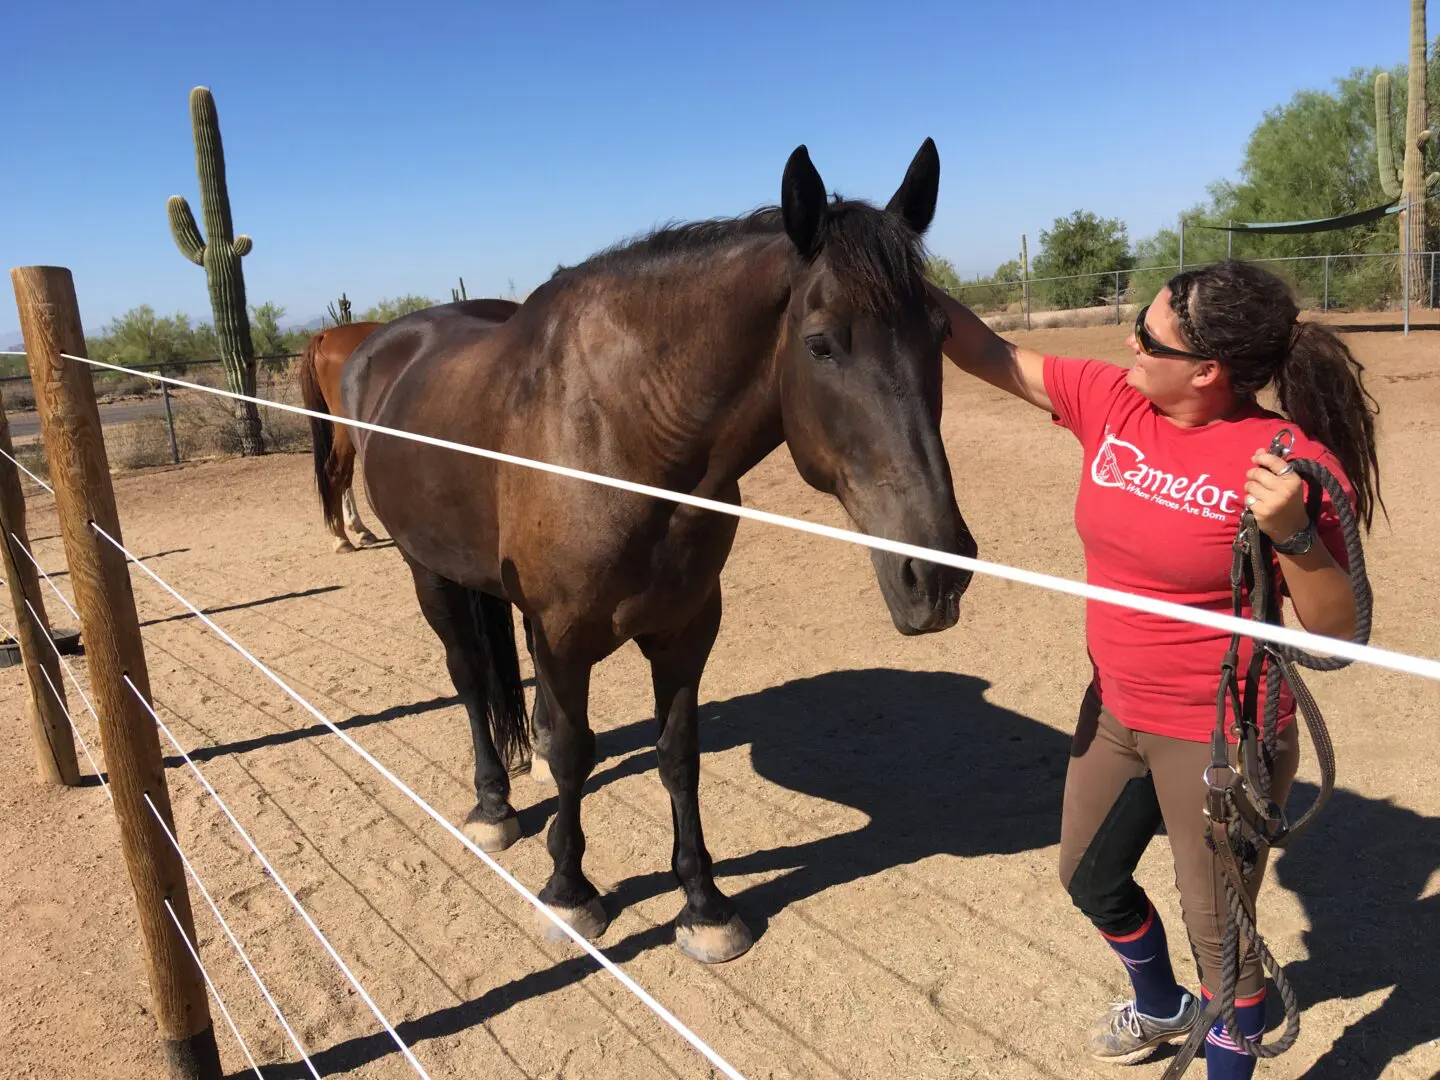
[873,531,977,636]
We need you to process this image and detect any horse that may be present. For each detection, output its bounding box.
[296,298,521,551]
[341,138,978,965]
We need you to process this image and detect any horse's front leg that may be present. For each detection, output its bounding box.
[531,633,606,942]
[638,585,752,963]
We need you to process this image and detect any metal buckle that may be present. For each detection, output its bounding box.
[1269,429,1294,459]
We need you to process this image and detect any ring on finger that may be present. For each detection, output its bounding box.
[1245,494,1258,508]
[1278,464,1294,476]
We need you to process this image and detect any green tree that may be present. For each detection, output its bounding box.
[249,302,288,357]
[1031,210,1133,309]
[1132,38,1440,310]
[923,254,1024,313]
[87,306,199,368]
[924,255,965,294]
[191,322,219,364]
[357,295,437,323]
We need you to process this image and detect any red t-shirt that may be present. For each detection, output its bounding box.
[1042,354,1355,743]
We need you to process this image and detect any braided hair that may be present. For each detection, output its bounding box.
[1166,260,1384,531]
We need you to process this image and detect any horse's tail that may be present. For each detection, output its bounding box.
[468,588,530,767]
[298,332,342,536]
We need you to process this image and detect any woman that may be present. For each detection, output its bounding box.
[931,260,1381,1077]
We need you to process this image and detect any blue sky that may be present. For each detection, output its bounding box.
[0,0,1430,339]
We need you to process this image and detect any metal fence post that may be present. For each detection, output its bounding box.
[1114,270,1121,324]
[161,381,179,465]
[1323,256,1330,312]
[1402,198,1411,337]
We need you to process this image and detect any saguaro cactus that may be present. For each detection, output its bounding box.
[1375,0,1437,300]
[326,293,353,326]
[167,86,265,455]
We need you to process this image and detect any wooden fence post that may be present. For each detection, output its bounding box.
[1020,233,1031,331]
[0,387,79,786]
[11,265,220,1079]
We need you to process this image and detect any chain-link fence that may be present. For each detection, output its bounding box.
[1,354,308,488]
[3,249,1436,486]
[946,250,1440,331]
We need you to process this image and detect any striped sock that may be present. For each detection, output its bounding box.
[1098,900,1186,1020]
[1203,988,1265,1079]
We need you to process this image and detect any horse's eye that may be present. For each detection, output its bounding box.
[805,334,833,360]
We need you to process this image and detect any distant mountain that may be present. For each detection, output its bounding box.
[282,314,328,333]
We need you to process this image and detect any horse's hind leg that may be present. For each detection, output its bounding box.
[402,553,522,852]
[523,615,560,786]
[637,585,752,964]
[529,629,607,942]
[341,488,381,547]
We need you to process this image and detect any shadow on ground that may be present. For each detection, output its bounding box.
[231,669,1435,1079]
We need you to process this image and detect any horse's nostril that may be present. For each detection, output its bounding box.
[901,559,919,591]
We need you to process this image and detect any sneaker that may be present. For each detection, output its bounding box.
[1085,993,1199,1065]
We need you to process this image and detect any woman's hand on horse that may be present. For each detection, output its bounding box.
[1245,450,1308,542]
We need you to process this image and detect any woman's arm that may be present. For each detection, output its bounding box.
[1245,450,1358,641]
[1274,545,1357,641]
[929,283,1052,412]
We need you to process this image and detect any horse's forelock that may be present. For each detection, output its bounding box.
[816,201,927,316]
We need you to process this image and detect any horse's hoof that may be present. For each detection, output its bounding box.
[461,811,520,853]
[529,753,554,786]
[538,896,608,944]
[356,531,380,547]
[332,538,356,554]
[676,914,753,964]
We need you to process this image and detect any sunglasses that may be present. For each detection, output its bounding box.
[1133,303,1209,360]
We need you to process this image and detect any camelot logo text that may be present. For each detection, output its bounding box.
[1090,431,1242,521]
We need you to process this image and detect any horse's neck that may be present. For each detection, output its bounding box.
[605,246,790,492]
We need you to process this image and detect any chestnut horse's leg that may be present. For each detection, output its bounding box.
[637,585,752,963]
[341,488,380,547]
[530,631,607,942]
[521,613,559,785]
[402,554,521,853]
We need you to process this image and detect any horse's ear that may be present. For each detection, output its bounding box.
[782,144,827,259]
[885,137,940,235]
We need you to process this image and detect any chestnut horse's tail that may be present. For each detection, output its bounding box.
[298,332,343,536]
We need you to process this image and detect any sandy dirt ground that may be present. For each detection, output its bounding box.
[1,311,1437,1080]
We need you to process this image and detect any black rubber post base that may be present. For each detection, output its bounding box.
[163,1025,224,1080]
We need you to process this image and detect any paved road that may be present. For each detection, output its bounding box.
[8,397,172,438]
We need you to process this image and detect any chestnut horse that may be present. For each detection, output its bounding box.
[341,139,977,964]
[298,300,520,551]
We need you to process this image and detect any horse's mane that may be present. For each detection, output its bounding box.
[552,195,926,313]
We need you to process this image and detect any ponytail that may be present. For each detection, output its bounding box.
[1167,260,1385,532]
[1273,322,1383,532]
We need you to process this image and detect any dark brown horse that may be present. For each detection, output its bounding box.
[298,299,520,551]
[341,139,977,964]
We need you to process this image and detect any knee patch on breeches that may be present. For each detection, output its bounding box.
[1065,775,1163,937]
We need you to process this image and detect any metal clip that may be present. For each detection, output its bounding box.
[1202,763,1237,789]
[1269,428,1294,459]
